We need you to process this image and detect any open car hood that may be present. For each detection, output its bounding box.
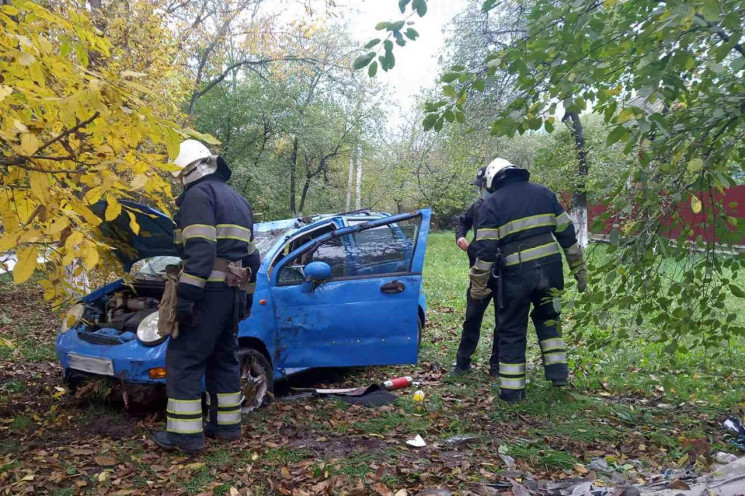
[92,200,178,269]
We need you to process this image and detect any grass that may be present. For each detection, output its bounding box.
[1,231,743,494]
[422,232,745,408]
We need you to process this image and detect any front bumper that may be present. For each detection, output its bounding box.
[56,327,168,384]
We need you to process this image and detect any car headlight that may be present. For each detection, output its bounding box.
[136,311,165,346]
[60,304,85,333]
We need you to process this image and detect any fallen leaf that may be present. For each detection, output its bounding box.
[280,466,291,479]
[574,463,589,475]
[184,462,205,471]
[670,479,691,490]
[94,456,117,467]
[373,482,393,496]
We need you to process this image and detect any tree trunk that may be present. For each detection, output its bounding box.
[289,137,298,216]
[345,147,355,211]
[563,111,589,248]
[355,144,362,210]
[298,177,311,216]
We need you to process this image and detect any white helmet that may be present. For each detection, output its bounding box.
[484,157,516,191]
[172,139,216,185]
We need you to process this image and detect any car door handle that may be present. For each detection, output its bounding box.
[380,281,405,294]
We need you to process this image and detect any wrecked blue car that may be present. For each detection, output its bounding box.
[56,202,431,409]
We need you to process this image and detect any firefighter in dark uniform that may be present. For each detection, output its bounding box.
[152,140,261,453]
[470,158,587,403]
[452,167,499,376]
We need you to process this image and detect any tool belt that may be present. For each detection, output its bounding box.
[213,258,253,292]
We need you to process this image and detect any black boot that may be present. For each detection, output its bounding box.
[204,423,241,440]
[551,378,569,387]
[498,388,526,404]
[152,431,204,454]
[450,362,473,376]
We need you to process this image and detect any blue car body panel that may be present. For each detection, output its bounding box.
[55,207,432,385]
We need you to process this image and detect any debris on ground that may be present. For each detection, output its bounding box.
[445,434,478,445]
[715,452,739,464]
[406,435,427,448]
[382,376,414,390]
[291,383,398,405]
[723,417,745,451]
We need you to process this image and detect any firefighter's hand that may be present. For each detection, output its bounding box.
[456,237,470,252]
[176,299,196,329]
[574,266,588,293]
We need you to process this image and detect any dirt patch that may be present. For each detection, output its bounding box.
[80,413,138,439]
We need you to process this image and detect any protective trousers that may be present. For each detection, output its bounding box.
[165,288,242,445]
[496,261,568,402]
[455,286,499,373]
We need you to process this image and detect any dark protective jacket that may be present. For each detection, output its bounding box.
[472,173,581,273]
[455,197,485,267]
[174,164,261,303]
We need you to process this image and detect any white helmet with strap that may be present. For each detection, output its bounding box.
[484,157,517,192]
[172,139,217,185]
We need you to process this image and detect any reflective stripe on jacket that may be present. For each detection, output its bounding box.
[473,177,578,269]
[174,174,261,301]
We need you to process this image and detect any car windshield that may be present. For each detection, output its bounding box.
[254,228,291,256]
[129,229,289,279]
[132,256,181,279]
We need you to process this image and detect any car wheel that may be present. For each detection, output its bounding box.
[238,348,273,413]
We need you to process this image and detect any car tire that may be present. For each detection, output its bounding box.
[238,348,273,413]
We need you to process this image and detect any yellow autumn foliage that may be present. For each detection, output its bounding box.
[0,0,197,304]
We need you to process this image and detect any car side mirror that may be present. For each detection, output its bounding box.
[304,261,331,283]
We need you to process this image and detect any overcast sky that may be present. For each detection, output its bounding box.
[273,0,470,118]
[341,0,469,103]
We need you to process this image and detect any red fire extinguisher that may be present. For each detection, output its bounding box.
[382,376,413,391]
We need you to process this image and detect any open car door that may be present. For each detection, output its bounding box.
[269,210,431,369]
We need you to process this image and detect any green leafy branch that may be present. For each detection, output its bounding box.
[352,0,426,77]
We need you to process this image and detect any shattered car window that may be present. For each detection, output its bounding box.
[255,228,291,258]
[278,217,421,284]
[132,256,182,279]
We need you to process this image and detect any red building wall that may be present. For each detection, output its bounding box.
[588,185,745,246]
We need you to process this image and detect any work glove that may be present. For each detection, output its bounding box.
[574,265,588,293]
[469,266,492,300]
[563,244,587,293]
[176,298,196,329]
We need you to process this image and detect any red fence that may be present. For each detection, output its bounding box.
[588,184,745,246]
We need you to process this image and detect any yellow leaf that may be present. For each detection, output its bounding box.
[29,171,50,203]
[691,195,702,214]
[121,70,147,78]
[131,174,147,190]
[127,211,140,235]
[105,197,122,221]
[13,120,28,133]
[20,133,40,155]
[17,52,36,66]
[0,231,20,252]
[0,337,15,349]
[617,108,634,123]
[13,246,38,284]
[164,127,181,159]
[85,242,100,268]
[0,85,13,103]
[46,217,70,235]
